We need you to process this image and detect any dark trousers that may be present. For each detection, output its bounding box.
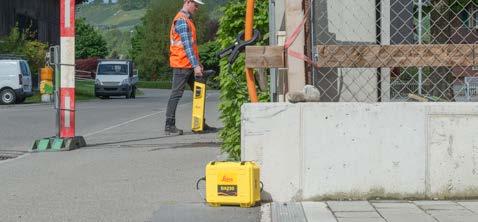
[165,68,195,124]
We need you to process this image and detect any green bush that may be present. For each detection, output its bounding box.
[0,26,47,76]
[216,0,269,160]
[137,81,172,89]
[199,41,221,89]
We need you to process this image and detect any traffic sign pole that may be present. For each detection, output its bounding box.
[60,0,76,138]
[32,0,86,151]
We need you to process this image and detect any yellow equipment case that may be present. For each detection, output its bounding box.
[205,161,261,208]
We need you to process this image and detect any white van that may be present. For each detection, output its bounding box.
[0,58,33,104]
[94,60,138,99]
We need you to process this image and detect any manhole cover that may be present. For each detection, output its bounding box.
[0,151,24,161]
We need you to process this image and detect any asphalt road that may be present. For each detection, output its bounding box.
[0,89,261,222]
[0,89,213,151]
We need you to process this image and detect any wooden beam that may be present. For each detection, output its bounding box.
[317,44,477,68]
[245,44,478,69]
[245,46,285,68]
[285,0,306,92]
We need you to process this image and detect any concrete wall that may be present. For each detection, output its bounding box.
[242,103,478,202]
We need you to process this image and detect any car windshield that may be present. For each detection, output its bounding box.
[98,64,128,75]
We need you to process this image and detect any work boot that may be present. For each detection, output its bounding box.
[203,121,218,132]
[165,119,183,136]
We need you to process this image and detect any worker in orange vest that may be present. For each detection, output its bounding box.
[165,0,216,135]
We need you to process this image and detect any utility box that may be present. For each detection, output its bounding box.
[205,161,261,208]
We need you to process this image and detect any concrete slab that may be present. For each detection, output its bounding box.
[337,218,385,222]
[243,103,478,201]
[432,215,478,222]
[372,202,418,209]
[414,201,456,205]
[376,208,426,215]
[327,201,375,212]
[151,203,260,222]
[271,202,307,222]
[458,202,478,213]
[427,210,475,216]
[270,201,478,222]
[374,204,437,222]
[417,204,467,211]
[379,215,437,222]
[334,212,382,218]
[260,203,272,222]
[301,202,337,222]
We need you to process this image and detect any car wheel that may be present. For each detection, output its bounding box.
[131,86,136,99]
[0,89,16,105]
[126,88,132,99]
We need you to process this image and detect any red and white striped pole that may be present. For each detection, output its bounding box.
[60,0,76,138]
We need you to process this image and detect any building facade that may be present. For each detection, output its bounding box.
[0,0,84,45]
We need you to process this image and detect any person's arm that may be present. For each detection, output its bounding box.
[175,19,200,68]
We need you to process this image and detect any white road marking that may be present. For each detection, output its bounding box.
[84,110,165,137]
[0,153,30,165]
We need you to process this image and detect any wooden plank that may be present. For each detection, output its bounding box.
[245,46,285,68]
[317,44,477,68]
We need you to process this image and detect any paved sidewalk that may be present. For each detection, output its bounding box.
[261,201,478,222]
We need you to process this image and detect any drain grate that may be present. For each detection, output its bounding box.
[0,151,24,161]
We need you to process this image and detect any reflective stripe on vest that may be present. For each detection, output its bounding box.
[169,11,199,68]
[170,39,196,46]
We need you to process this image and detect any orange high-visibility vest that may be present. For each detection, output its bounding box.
[169,11,199,68]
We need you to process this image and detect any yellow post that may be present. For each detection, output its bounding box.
[40,66,54,95]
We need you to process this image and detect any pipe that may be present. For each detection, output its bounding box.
[245,0,259,103]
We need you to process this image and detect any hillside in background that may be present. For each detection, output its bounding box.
[76,3,145,31]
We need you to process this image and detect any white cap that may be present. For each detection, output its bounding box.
[193,0,205,4]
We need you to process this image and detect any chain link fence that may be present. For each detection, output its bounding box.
[311,0,478,102]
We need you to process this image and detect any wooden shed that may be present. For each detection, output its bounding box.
[0,0,84,45]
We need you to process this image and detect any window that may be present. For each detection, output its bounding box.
[98,64,128,75]
[15,14,38,40]
[20,61,30,76]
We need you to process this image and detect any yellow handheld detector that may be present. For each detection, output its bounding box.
[192,70,216,133]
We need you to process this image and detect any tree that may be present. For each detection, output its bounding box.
[0,26,47,76]
[76,18,108,59]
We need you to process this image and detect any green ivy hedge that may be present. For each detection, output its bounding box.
[216,0,269,160]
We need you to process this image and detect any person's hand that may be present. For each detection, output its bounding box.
[194,66,203,77]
